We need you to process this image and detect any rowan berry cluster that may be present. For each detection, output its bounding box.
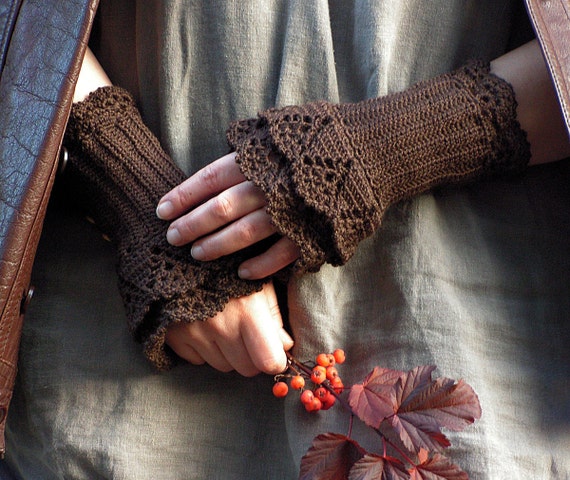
[272,349,346,412]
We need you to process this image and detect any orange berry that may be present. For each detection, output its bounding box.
[326,366,339,381]
[290,375,305,390]
[305,397,322,412]
[314,387,329,401]
[314,386,336,410]
[331,376,344,394]
[311,366,327,384]
[316,353,331,367]
[321,393,336,410]
[272,381,288,398]
[333,349,346,364]
[300,389,314,405]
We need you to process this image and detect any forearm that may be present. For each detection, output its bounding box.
[491,40,570,165]
[73,48,112,103]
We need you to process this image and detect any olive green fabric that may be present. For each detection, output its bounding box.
[4,1,569,479]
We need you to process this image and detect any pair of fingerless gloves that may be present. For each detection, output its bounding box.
[64,61,530,369]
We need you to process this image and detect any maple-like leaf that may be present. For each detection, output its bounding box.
[348,454,409,480]
[299,433,366,480]
[397,375,482,432]
[387,413,451,453]
[390,371,481,452]
[408,449,469,480]
[349,365,481,454]
[348,367,405,428]
[392,365,437,407]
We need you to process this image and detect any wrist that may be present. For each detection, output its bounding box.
[73,48,112,103]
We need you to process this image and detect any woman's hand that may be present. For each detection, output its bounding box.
[156,152,300,279]
[165,282,294,376]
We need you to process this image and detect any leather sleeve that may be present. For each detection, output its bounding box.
[0,0,99,457]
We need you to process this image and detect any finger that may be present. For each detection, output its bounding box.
[167,181,267,247]
[266,294,294,351]
[205,295,267,376]
[214,335,261,377]
[190,209,277,260]
[238,237,301,279]
[166,322,234,372]
[181,310,262,375]
[279,328,295,351]
[241,286,289,374]
[189,337,234,373]
[165,324,206,365]
[156,152,244,220]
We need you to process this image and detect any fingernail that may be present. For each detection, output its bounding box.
[166,227,182,245]
[191,244,205,260]
[238,267,251,279]
[156,200,174,219]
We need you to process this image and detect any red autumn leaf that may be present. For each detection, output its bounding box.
[348,367,405,428]
[349,365,481,454]
[390,372,481,452]
[348,454,409,480]
[387,413,451,453]
[392,365,437,407]
[299,433,366,480]
[395,377,481,438]
[408,450,469,480]
[398,376,482,432]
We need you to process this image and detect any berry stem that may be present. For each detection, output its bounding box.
[286,351,312,376]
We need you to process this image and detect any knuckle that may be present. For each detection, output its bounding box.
[183,327,202,343]
[235,221,257,244]
[207,320,226,337]
[173,184,193,209]
[211,194,233,221]
[277,240,300,264]
[175,218,198,240]
[200,164,222,191]
[268,302,281,319]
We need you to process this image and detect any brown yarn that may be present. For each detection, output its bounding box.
[227,61,531,273]
[64,86,265,370]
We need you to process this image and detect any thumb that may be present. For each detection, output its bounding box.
[265,283,294,351]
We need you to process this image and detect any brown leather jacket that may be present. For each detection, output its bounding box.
[0,0,566,457]
[0,0,99,456]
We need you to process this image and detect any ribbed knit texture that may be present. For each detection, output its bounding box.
[227,61,531,273]
[64,86,265,370]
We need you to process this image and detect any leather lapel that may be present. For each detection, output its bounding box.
[526,0,570,136]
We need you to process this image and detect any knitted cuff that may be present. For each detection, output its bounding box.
[64,86,265,370]
[227,61,531,273]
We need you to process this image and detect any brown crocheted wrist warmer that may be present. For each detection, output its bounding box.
[227,61,531,273]
[64,86,265,370]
